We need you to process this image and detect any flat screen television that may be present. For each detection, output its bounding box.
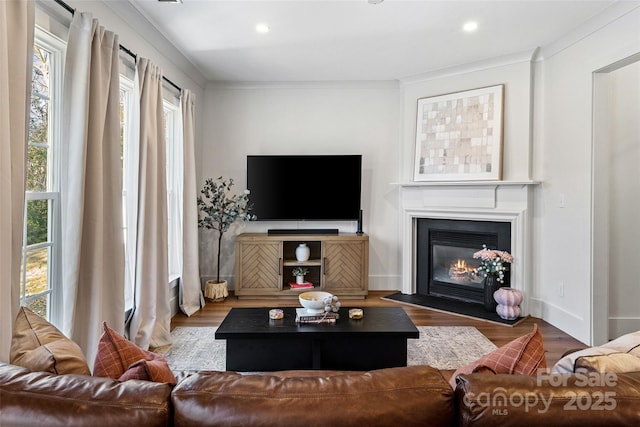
[247,155,362,221]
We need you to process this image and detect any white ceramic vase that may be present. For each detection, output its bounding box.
[296,275,305,284]
[295,243,310,261]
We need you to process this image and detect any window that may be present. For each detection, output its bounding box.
[164,96,182,283]
[21,28,65,323]
[119,74,183,311]
[119,75,134,311]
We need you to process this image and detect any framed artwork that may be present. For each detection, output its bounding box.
[413,84,504,181]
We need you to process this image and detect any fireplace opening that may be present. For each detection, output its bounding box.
[416,219,511,304]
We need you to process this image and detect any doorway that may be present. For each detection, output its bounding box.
[592,54,640,345]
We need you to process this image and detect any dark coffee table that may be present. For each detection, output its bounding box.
[215,306,419,371]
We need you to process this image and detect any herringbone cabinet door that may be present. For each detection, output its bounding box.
[324,241,366,291]
[237,241,281,291]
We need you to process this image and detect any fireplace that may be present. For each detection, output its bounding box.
[416,218,511,304]
[400,181,534,315]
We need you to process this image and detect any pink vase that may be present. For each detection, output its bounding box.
[493,287,523,306]
[496,304,521,320]
[493,287,523,320]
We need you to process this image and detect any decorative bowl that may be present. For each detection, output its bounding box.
[299,291,333,314]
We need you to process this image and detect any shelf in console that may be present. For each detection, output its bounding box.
[282,286,321,294]
[283,259,322,267]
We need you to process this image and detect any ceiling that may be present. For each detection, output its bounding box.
[129,0,617,82]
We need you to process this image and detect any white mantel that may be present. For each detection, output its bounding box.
[399,181,538,314]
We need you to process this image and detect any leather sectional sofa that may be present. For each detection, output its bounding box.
[2,362,639,427]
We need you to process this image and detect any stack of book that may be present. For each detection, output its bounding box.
[289,281,314,289]
[295,308,339,324]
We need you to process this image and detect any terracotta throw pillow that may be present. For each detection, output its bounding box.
[93,322,177,385]
[449,324,546,388]
[10,307,91,375]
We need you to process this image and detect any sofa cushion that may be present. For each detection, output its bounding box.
[0,362,172,427]
[449,324,546,388]
[172,366,455,427]
[455,371,640,427]
[552,330,640,374]
[10,307,90,376]
[93,322,176,384]
[575,352,640,373]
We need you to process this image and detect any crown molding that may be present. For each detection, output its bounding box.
[206,80,400,91]
[399,49,538,85]
[98,0,207,88]
[536,1,640,62]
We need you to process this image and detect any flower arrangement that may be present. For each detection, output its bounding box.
[291,267,309,277]
[198,176,257,283]
[473,244,513,283]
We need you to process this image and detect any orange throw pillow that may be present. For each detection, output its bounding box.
[10,307,91,376]
[93,322,177,385]
[449,324,546,388]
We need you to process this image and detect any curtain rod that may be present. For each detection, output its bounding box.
[52,0,183,93]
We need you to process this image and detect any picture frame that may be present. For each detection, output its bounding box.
[413,84,504,181]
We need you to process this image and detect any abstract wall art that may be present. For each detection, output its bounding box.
[413,84,504,181]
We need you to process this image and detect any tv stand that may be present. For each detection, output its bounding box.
[235,232,368,299]
[268,228,339,236]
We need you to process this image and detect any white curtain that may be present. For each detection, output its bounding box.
[60,13,124,364]
[179,90,205,316]
[128,58,172,349]
[0,0,34,362]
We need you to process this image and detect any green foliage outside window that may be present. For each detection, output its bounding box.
[26,47,50,245]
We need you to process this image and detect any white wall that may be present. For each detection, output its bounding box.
[199,82,401,290]
[608,60,640,338]
[531,6,640,344]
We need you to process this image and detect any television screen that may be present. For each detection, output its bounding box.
[247,155,362,221]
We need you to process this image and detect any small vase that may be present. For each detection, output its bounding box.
[493,287,523,307]
[296,275,305,284]
[295,243,310,261]
[483,275,500,312]
[494,287,523,320]
[496,304,521,320]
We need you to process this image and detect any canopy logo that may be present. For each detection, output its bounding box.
[462,369,618,415]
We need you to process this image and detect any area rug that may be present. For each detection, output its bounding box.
[154,326,497,372]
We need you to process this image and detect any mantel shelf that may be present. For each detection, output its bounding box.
[392,180,540,187]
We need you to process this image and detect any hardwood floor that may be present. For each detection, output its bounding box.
[171,291,587,374]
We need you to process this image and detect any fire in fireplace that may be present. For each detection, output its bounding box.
[416,218,511,304]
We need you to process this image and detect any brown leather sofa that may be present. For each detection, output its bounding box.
[171,366,455,427]
[2,362,639,426]
[455,371,640,426]
[0,362,173,427]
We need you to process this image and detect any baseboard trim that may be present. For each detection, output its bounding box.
[530,297,588,345]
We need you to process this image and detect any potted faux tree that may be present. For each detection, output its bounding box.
[198,176,256,301]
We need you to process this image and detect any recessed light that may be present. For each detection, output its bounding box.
[256,23,270,34]
[463,21,478,33]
